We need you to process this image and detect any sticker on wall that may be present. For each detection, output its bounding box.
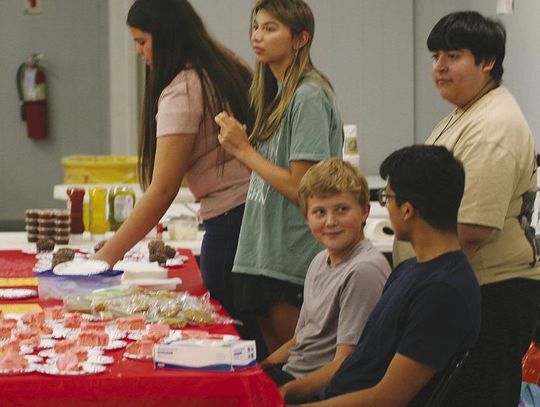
[496,0,514,15]
[24,0,42,15]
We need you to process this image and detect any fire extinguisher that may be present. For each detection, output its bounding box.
[16,53,48,139]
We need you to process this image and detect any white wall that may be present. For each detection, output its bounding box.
[2,0,538,227]
[0,0,109,227]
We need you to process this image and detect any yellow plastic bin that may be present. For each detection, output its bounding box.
[61,155,138,184]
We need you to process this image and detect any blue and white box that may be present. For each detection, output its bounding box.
[154,339,256,371]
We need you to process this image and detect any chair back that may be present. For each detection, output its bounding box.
[424,350,470,407]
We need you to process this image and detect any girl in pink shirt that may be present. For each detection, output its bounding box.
[95,0,252,314]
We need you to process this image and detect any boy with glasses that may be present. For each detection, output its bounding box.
[293,145,481,407]
[394,11,540,406]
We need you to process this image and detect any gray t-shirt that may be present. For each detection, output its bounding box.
[283,239,391,378]
[233,72,343,284]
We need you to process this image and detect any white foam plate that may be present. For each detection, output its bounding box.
[121,277,182,291]
[0,289,38,299]
[113,261,166,273]
[38,338,57,349]
[81,339,127,351]
[0,364,37,375]
[44,354,114,365]
[127,329,181,343]
[123,351,153,361]
[38,348,103,358]
[25,355,43,364]
[36,362,106,376]
[53,260,110,276]
[165,257,184,267]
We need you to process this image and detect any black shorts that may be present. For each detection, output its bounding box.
[233,273,304,314]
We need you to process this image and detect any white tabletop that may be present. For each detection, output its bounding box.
[0,224,392,257]
[0,231,204,256]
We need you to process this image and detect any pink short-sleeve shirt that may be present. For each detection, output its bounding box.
[156,69,250,220]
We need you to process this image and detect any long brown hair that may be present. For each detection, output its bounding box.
[127,0,252,189]
[249,0,332,143]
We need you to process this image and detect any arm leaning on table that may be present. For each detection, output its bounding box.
[94,134,195,267]
[290,353,436,407]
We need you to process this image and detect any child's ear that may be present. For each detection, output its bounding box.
[362,203,371,224]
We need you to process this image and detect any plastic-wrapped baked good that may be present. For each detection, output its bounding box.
[148,240,176,263]
[149,252,168,264]
[63,287,228,328]
[36,238,55,252]
[52,248,76,267]
[164,245,176,259]
[148,240,165,255]
[183,309,214,325]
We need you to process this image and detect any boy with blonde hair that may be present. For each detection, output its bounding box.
[262,158,391,404]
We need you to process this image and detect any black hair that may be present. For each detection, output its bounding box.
[127,0,252,189]
[379,145,465,233]
[427,11,506,82]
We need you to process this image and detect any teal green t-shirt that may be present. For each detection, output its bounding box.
[233,74,343,285]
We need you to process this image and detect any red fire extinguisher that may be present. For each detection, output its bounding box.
[16,53,48,139]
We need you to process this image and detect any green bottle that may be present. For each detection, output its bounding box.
[108,186,136,231]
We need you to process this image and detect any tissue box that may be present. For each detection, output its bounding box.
[154,340,256,371]
[37,270,123,300]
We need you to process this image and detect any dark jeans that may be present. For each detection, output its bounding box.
[200,203,269,361]
[200,204,244,315]
[441,278,540,407]
[264,364,296,386]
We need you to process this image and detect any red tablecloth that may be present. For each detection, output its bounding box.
[0,249,285,407]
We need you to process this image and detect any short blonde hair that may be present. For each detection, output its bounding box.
[298,158,370,217]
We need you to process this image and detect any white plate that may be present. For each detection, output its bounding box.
[121,277,181,291]
[82,339,127,351]
[36,362,106,376]
[127,329,182,343]
[123,352,153,361]
[88,355,114,365]
[38,348,103,358]
[106,328,127,340]
[53,260,110,276]
[0,364,37,375]
[38,338,56,349]
[25,355,43,364]
[44,354,114,365]
[165,257,184,267]
[0,289,38,299]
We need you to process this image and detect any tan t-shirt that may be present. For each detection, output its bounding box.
[156,69,250,220]
[394,86,540,285]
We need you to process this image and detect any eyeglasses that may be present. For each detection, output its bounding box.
[377,189,396,207]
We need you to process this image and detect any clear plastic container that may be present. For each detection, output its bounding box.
[168,215,198,240]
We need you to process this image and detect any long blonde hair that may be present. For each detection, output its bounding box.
[249,0,332,143]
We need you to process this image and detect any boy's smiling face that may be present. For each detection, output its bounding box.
[306,191,370,266]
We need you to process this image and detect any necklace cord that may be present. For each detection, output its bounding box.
[431,80,499,146]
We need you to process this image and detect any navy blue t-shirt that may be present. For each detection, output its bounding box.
[324,250,481,400]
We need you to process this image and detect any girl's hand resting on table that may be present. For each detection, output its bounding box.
[214,111,251,158]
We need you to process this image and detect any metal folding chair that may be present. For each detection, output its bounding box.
[424,350,470,407]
